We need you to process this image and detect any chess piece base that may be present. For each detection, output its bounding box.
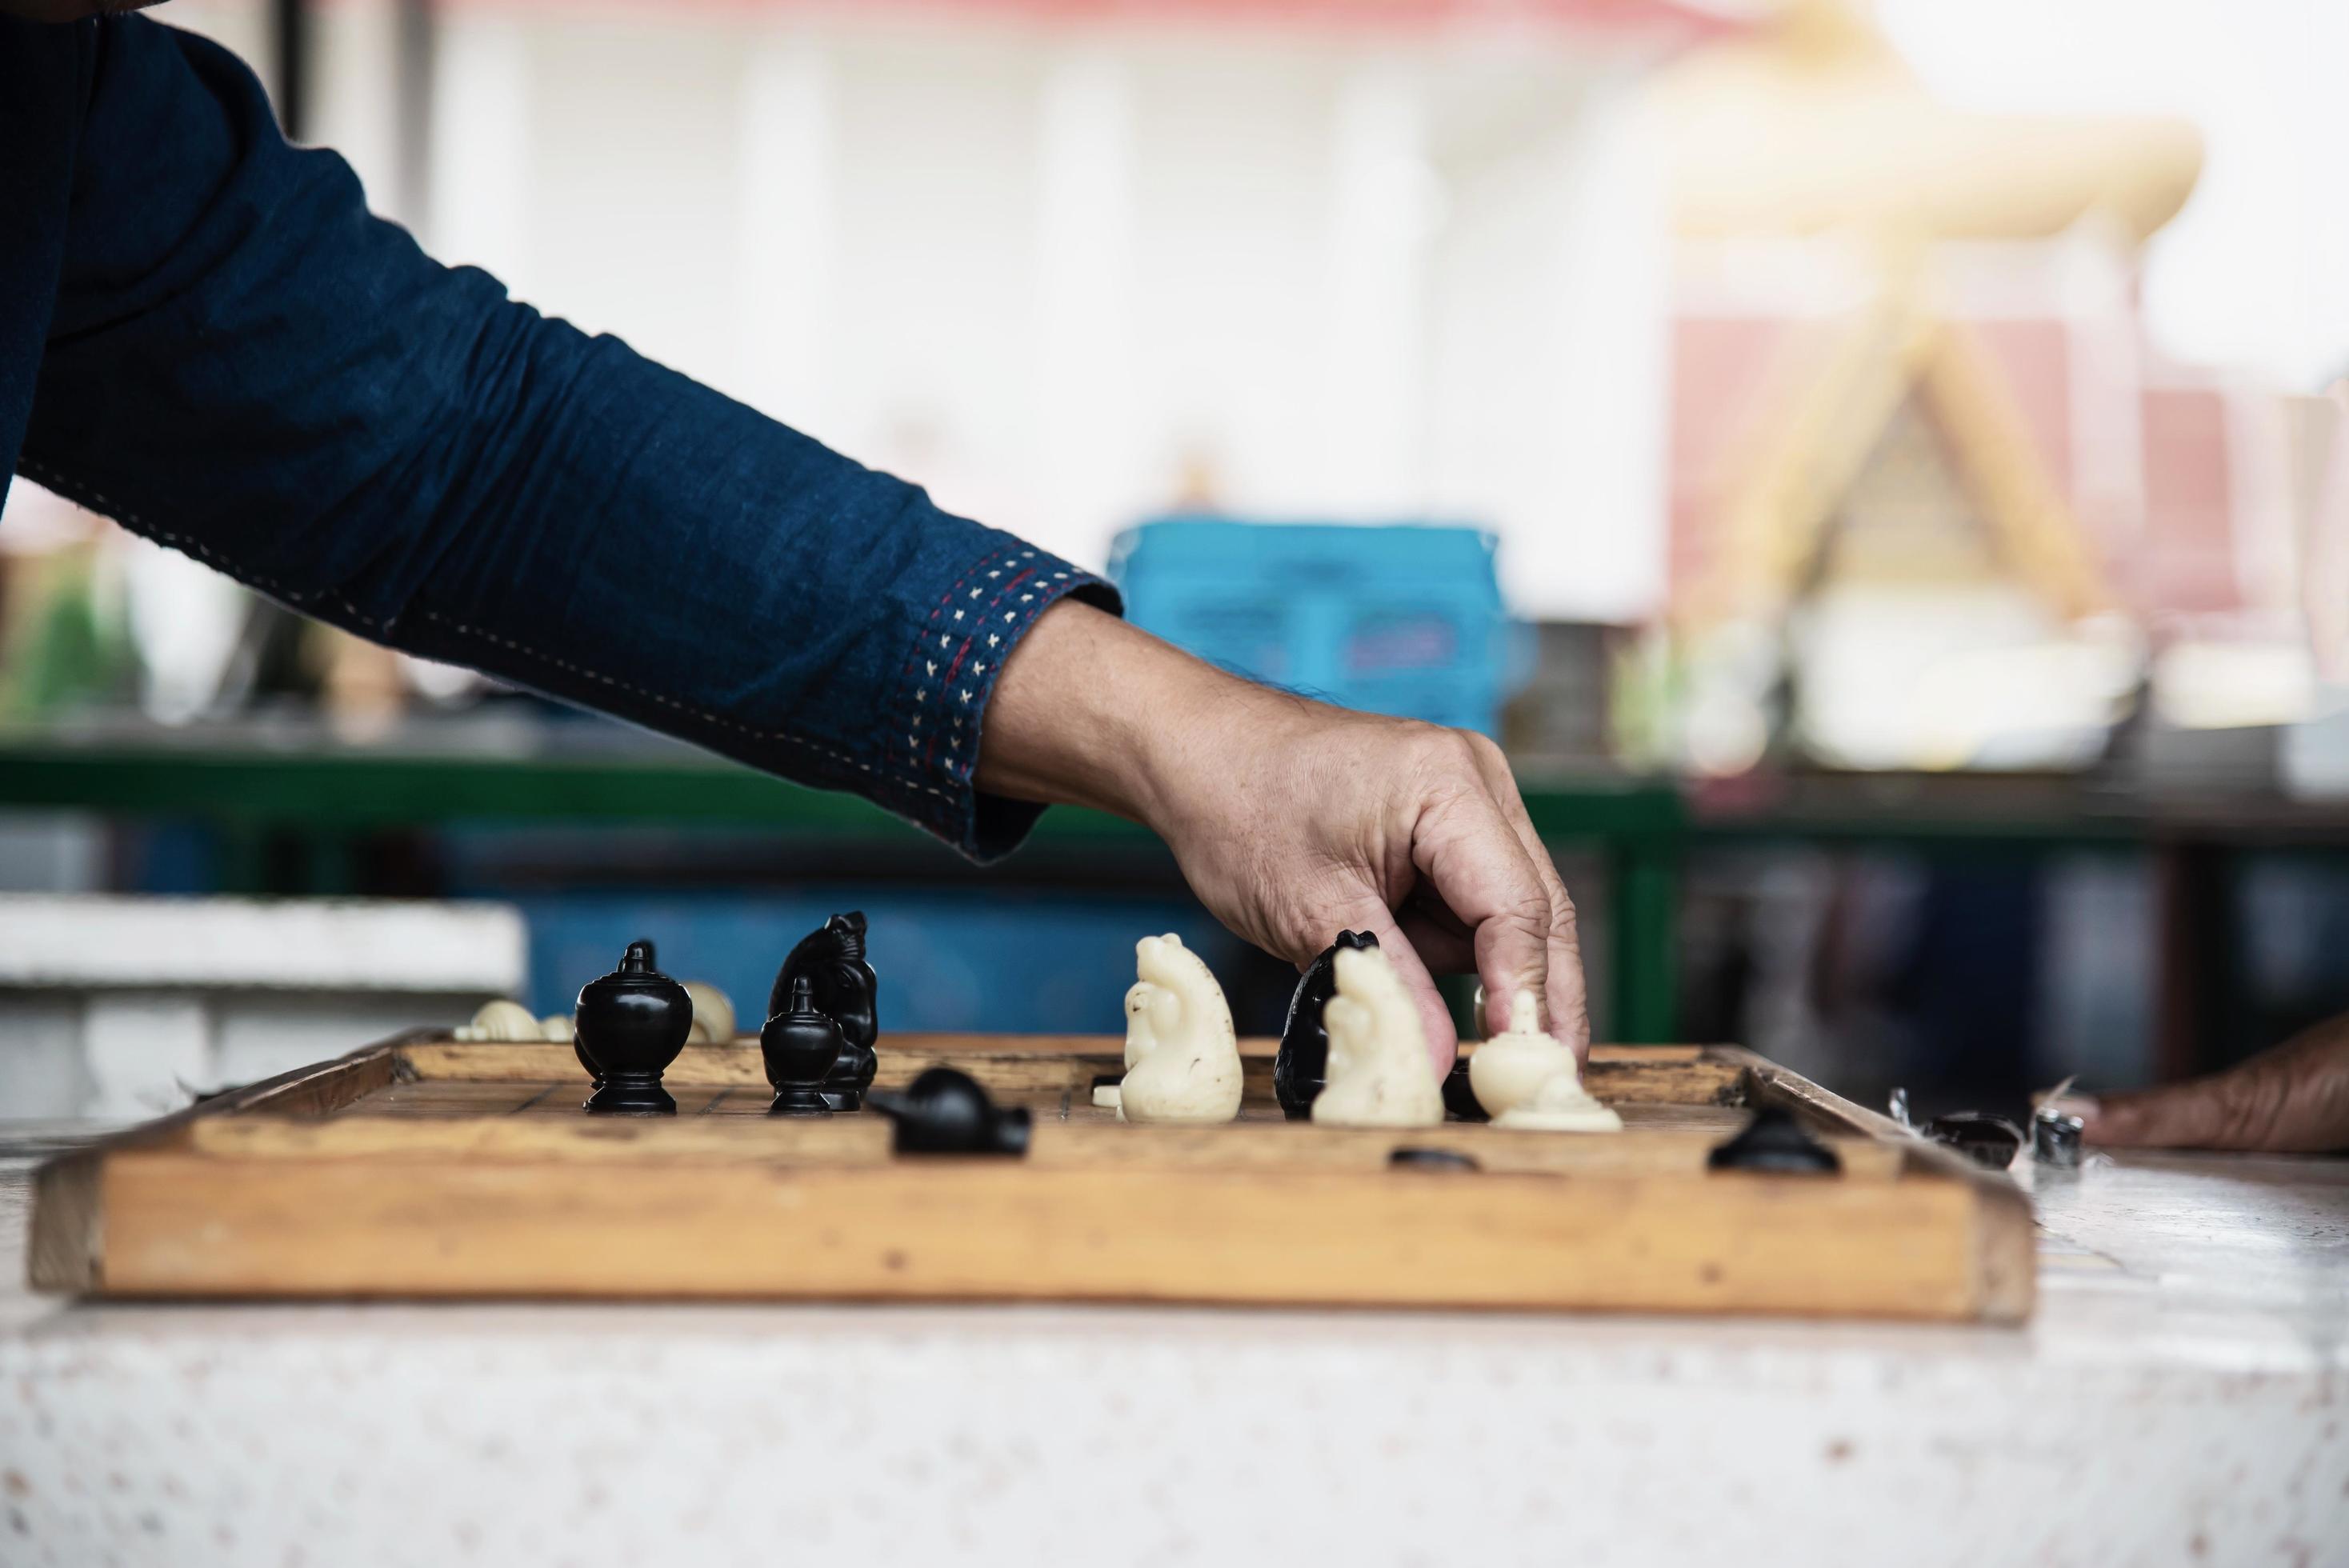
[585,1072,676,1115]
[769,1086,834,1117]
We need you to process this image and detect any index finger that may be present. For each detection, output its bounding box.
[1467,738,1591,1058]
[1410,786,1556,1054]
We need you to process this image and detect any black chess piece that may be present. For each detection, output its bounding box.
[770,912,878,1111]
[864,1067,1030,1156]
[573,938,692,1114]
[1707,1106,1841,1174]
[572,938,662,1094]
[1274,930,1379,1121]
[1441,1057,1488,1122]
[761,977,840,1117]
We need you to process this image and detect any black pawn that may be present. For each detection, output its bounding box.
[1274,930,1379,1121]
[762,977,840,1118]
[574,938,692,1115]
[864,1067,1030,1157]
[1707,1106,1841,1174]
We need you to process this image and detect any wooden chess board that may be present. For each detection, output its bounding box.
[29,1034,2033,1322]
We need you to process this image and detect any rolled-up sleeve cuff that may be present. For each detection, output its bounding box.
[867,541,1122,862]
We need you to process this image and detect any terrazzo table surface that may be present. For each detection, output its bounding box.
[0,1134,2343,1568]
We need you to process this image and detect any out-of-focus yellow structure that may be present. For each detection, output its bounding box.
[1646,0,2331,771]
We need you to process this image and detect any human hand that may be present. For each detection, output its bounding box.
[2047,1014,2349,1154]
[978,602,1587,1073]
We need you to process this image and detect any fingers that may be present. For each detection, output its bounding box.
[1395,902,1477,974]
[1409,733,1595,1058]
[1465,737,1591,1058]
[2063,1032,2347,1152]
[2066,1074,2276,1151]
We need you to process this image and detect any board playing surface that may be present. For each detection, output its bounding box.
[30,1035,2033,1322]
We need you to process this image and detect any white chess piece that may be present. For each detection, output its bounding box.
[683,980,737,1043]
[1483,994,1621,1133]
[1467,989,1578,1118]
[1311,946,1444,1128]
[454,998,539,1042]
[1495,1067,1623,1133]
[1115,934,1243,1124]
[539,1014,574,1042]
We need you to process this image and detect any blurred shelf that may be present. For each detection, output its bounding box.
[0,722,1684,846]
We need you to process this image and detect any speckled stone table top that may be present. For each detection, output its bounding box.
[1,1140,2343,1567]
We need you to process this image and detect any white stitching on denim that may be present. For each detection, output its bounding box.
[26,460,397,632]
[417,609,926,779]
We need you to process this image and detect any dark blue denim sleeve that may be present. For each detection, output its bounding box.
[20,16,1119,860]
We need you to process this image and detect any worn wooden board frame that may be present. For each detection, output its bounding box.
[30,1035,2033,1322]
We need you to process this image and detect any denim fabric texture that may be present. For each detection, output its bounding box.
[1,15,1119,859]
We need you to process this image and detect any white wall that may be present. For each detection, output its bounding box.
[125,3,1664,621]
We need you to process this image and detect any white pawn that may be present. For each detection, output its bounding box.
[1483,991,1620,1134]
[1468,989,1578,1118]
[1115,934,1243,1124]
[1311,946,1444,1128]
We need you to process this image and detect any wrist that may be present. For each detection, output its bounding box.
[974,600,1183,826]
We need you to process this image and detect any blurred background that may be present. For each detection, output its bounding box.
[6,0,2349,1125]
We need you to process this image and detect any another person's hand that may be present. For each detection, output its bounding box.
[2048,1014,2349,1154]
[979,601,1587,1073]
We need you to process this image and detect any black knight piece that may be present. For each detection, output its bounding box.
[573,938,693,1115]
[864,1067,1030,1157]
[1274,929,1380,1121]
[770,912,879,1111]
[760,976,840,1117]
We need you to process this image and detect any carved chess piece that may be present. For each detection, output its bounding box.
[455,999,539,1042]
[1116,934,1243,1125]
[573,939,693,1114]
[1494,1067,1623,1133]
[771,913,878,1111]
[571,938,678,1090]
[1470,988,1620,1132]
[866,1067,1030,1156]
[761,977,840,1116]
[1274,930,1379,1122]
[683,981,737,1044]
[1311,946,1444,1129]
[1469,990,1572,1114]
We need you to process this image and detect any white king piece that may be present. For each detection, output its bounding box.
[1115,934,1243,1124]
[1311,945,1444,1128]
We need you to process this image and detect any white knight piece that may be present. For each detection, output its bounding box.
[1310,946,1444,1128]
[1114,933,1243,1124]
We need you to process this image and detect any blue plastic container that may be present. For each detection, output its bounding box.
[1107,517,1525,735]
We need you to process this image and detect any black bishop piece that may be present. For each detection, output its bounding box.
[573,938,693,1115]
[762,976,842,1117]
